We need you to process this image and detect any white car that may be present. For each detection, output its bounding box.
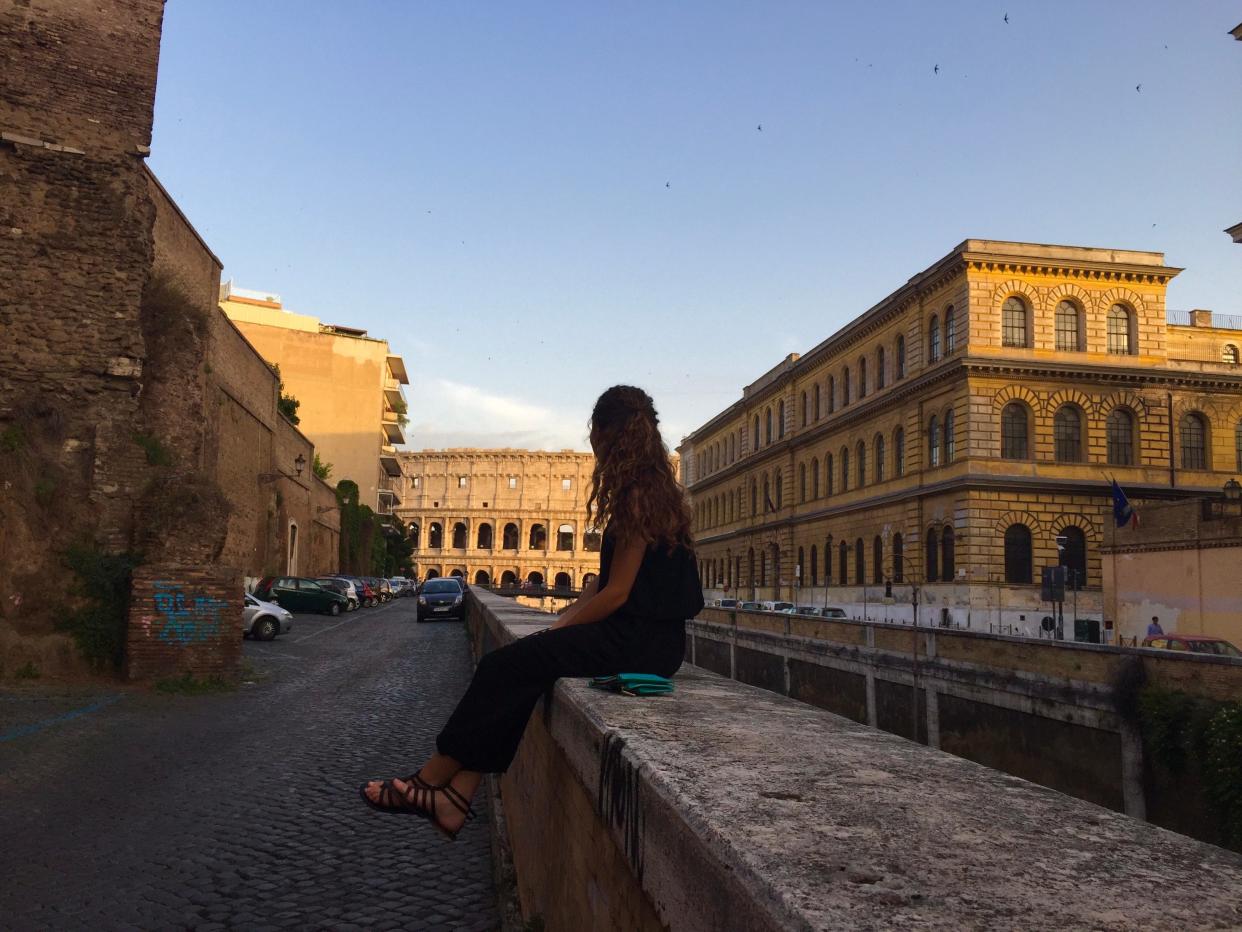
[243,594,293,641]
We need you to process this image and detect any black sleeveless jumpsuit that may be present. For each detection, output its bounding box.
[436,529,702,774]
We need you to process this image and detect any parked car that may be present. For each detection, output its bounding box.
[254,576,350,616]
[794,606,820,616]
[739,601,763,611]
[1142,634,1242,657]
[762,601,795,613]
[371,577,393,603]
[718,598,740,609]
[820,607,848,619]
[337,576,376,607]
[390,577,415,597]
[242,593,293,640]
[417,577,465,623]
[317,577,358,611]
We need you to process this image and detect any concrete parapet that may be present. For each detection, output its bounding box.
[467,589,1242,931]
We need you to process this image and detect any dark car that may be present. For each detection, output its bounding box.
[254,576,349,616]
[316,577,357,611]
[417,577,465,623]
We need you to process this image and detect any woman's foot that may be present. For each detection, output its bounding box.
[360,775,474,838]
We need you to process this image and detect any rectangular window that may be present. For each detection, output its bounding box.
[508,477,517,489]
[458,476,468,488]
[562,478,572,491]
[412,477,421,488]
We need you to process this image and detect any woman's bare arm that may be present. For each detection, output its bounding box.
[548,539,644,630]
[555,574,599,615]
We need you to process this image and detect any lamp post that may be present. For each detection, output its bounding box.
[1224,478,1242,516]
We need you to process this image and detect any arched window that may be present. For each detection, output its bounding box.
[943,408,955,463]
[843,368,851,406]
[799,462,807,502]
[841,447,850,492]
[838,540,848,585]
[752,415,760,452]
[1004,524,1033,583]
[800,391,808,427]
[778,401,786,438]
[408,522,420,548]
[500,570,517,587]
[1106,407,1136,466]
[894,427,905,477]
[1054,406,1084,462]
[1058,526,1087,589]
[452,522,467,549]
[1001,403,1029,460]
[856,440,866,488]
[775,472,783,508]
[873,536,883,584]
[1223,344,1240,365]
[809,545,818,587]
[750,479,758,515]
[771,545,781,586]
[1002,296,1028,348]
[584,529,602,551]
[944,307,956,355]
[813,384,821,420]
[941,526,955,581]
[854,538,865,585]
[928,315,941,362]
[797,547,805,586]
[502,522,519,549]
[1107,304,1135,355]
[748,548,755,586]
[928,415,941,467]
[826,453,834,496]
[811,458,819,498]
[477,523,494,549]
[876,346,886,389]
[762,475,771,512]
[828,376,836,413]
[765,408,773,445]
[759,548,766,587]
[529,523,547,549]
[554,571,572,589]
[892,533,904,583]
[1055,301,1081,351]
[896,335,906,379]
[925,528,939,582]
[859,357,868,399]
[1180,412,1208,470]
[429,522,443,549]
[874,433,886,483]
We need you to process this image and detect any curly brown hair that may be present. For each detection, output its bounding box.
[585,386,692,551]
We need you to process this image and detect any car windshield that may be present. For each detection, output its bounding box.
[245,595,257,606]
[1190,640,1242,657]
[773,602,794,611]
[796,607,817,614]
[423,580,461,594]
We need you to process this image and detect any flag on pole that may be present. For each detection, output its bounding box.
[1111,480,1139,528]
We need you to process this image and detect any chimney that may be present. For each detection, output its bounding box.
[1189,309,1213,328]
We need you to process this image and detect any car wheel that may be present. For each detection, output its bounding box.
[255,617,278,641]
[327,602,341,617]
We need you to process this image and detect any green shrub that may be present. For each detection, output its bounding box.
[132,432,173,467]
[58,544,142,672]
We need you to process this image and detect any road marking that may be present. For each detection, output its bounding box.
[0,694,123,743]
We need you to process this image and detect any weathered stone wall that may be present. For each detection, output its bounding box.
[0,0,167,666]
[125,564,242,681]
[467,589,1242,931]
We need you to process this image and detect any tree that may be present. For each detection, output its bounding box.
[312,453,332,480]
[270,363,301,425]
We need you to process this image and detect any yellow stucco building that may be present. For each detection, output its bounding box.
[219,284,409,514]
[677,240,1242,636]
[395,449,601,588]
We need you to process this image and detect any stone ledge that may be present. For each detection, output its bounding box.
[467,589,1242,931]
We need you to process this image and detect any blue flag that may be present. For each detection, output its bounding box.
[1112,480,1138,528]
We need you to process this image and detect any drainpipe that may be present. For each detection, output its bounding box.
[1168,390,1175,489]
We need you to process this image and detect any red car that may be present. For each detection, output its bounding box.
[1142,634,1242,658]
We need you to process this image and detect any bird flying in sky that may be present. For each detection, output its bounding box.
[933,64,940,74]
[1003,13,1009,23]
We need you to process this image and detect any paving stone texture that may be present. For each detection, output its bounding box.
[0,599,498,931]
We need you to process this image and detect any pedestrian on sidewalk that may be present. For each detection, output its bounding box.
[1147,616,1164,637]
[360,385,704,839]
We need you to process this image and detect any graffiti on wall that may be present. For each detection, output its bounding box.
[152,581,226,645]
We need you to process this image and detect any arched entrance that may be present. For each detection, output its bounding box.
[452,522,467,549]
[500,570,518,587]
[474,569,491,586]
[426,568,441,579]
[529,524,546,550]
[582,572,598,587]
[554,571,572,589]
[477,523,493,549]
[527,570,545,587]
[449,568,465,579]
[503,523,519,549]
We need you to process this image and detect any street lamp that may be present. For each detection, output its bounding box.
[1223,478,1242,516]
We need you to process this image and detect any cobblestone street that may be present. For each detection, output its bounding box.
[0,600,498,931]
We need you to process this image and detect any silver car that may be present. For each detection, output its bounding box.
[243,593,293,641]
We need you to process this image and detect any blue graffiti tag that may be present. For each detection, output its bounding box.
[152,581,227,645]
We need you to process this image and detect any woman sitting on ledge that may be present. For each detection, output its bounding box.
[360,385,704,839]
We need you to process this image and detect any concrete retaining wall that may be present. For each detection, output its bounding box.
[466,589,1242,931]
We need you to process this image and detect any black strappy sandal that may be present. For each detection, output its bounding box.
[357,774,477,841]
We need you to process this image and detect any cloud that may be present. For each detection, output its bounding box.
[406,378,588,451]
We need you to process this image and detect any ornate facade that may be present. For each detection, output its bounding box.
[394,449,601,588]
[677,240,1242,634]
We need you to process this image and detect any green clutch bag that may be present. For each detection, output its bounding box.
[588,673,675,697]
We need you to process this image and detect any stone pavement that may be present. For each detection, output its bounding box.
[0,598,499,931]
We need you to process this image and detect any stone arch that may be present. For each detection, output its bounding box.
[1046,281,1096,314]
[993,510,1042,537]
[500,569,518,587]
[992,279,1040,313]
[1048,512,1101,544]
[992,384,1043,415]
[554,571,572,589]
[425,567,441,579]
[474,569,491,585]
[1097,391,1150,419]
[1045,388,1097,417]
[1097,286,1147,318]
[449,567,466,578]
[526,570,545,587]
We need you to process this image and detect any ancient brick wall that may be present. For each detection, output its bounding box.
[125,565,242,681]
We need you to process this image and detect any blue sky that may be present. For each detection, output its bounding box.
[150,1,1242,451]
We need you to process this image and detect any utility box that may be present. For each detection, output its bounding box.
[1041,566,1066,603]
[1074,618,1101,644]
